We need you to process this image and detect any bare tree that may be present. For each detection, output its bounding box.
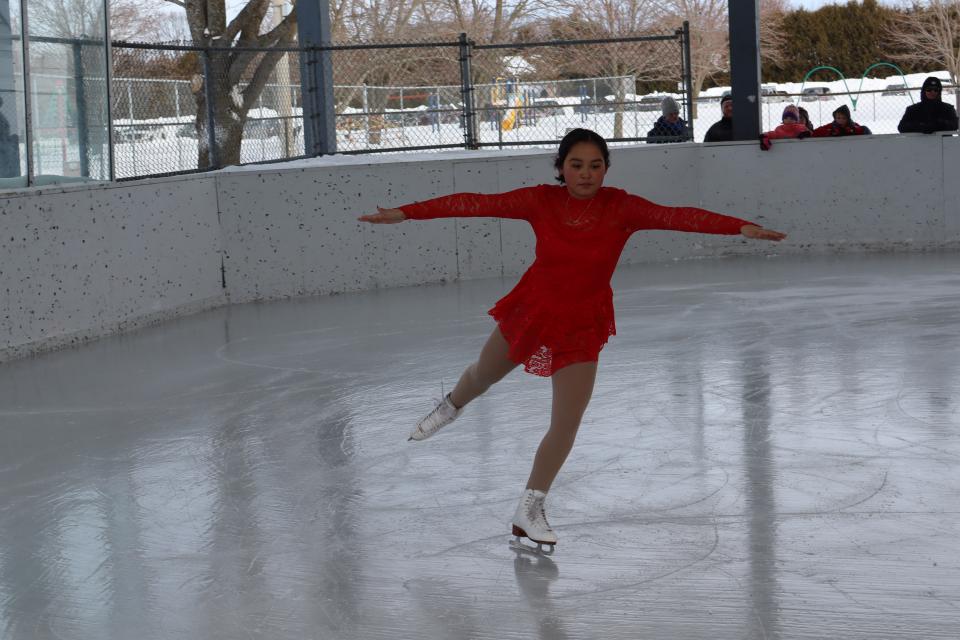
[659,0,786,114]
[660,0,726,115]
[540,1,665,137]
[420,0,536,42]
[26,0,173,40]
[327,0,456,143]
[160,0,297,167]
[888,0,960,102]
[760,0,789,69]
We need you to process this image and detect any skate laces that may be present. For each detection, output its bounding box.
[429,395,455,420]
[416,395,456,436]
[525,494,552,532]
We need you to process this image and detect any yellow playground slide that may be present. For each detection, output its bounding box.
[501,96,524,131]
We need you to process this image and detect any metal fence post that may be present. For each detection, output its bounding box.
[681,21,695,140]
[19,0,33,184]
[126,80,135,174]
[435,86,442,145]
[592,78,598,122]
[362,83,369,143]
[103,0,115,180]
[458,32,478,150]
[201,48,219,169]
[72,41,90,178]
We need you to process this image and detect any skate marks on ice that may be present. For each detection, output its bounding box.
[3,253,960,639]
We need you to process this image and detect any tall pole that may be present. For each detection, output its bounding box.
[103,0,115,180]
[728,0,762,141]
[19,0,33,183]
[681,21,694,139]
[298,0,336,155]
[0,0,22,178]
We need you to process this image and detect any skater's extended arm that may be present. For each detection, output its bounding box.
[358,186,542,224]
[621,193,786,241]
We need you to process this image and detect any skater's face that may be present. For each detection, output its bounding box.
[834,112,849,126]
[562,142,607,199]
[721,100,733,118]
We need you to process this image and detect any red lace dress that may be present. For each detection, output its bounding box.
[401,184,755,377]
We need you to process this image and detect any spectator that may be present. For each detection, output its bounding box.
[765,104,811,140]
[647,97,690,143]
[483,102,499,131]
[704,93,733,142]
[812,105,871,137]
[578,83,589,122]
[427,93,441,133]
[898,76,959,134]
[798,106,815,133]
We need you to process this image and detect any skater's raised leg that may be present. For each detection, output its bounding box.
[409,326,518,441]
[512,360,597,547]
[448,326,518,409]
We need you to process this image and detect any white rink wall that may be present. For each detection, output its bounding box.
[2,134,958,361]
[0,177,226,362]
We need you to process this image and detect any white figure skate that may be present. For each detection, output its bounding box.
[510,489,557,554]
[408,393,462,441]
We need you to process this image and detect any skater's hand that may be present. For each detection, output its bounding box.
[741,224,786,242]
[358,207,406,224]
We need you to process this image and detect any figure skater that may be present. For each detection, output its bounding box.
[358,128,786,552]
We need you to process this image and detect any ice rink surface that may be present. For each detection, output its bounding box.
[1,251,959,639]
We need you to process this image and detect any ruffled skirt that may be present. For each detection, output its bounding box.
[488,277,616,377]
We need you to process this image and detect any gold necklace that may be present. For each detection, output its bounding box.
[564,193,597,227]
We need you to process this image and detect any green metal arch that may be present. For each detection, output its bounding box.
[798,63,914,111]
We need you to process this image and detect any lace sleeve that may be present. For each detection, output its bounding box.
[620,193,754,235]
[399,186,541,221]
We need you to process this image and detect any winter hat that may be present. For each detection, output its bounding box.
[782,104,800,122]
[922,76,943,92]
[661,96,680,117]
[832,104,851,120]
[720,93,733,106]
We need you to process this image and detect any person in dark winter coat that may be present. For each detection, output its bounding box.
[812,105,871,137]
[897,76,959,134]
[798,106,815,133]
[704,93,733,142]
[647,97,690,143]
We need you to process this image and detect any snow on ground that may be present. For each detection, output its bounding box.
[29,72,958,179]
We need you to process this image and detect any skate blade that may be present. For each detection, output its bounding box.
[509,537,555,556]
[509,526,556,555]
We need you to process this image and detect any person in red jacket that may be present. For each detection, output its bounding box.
[766,104,811,140]
[812,105,872,137]
[359,128,787,552]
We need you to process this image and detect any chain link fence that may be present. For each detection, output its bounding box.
[755,84,959,136]
[107,27,692,178]
[471,34,691,148]
[36,30,955,182]
[110,43,305,178]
